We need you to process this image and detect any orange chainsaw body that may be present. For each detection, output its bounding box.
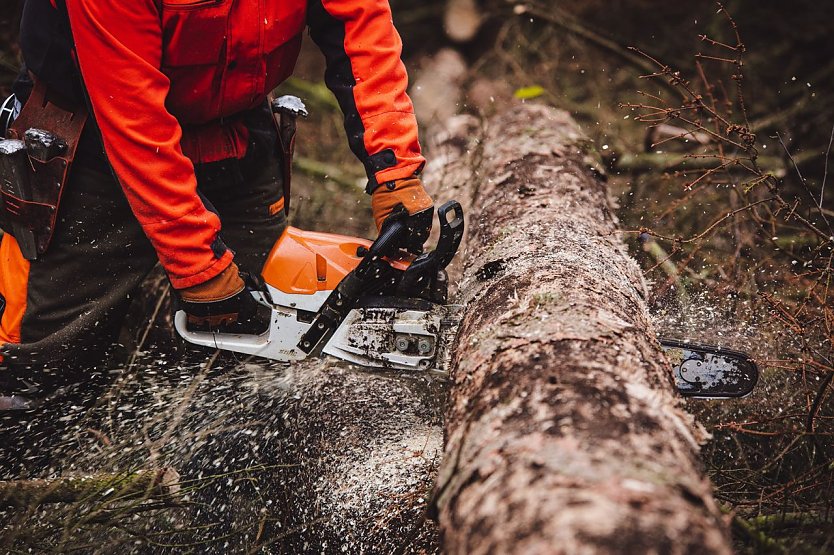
[261,226,412,295]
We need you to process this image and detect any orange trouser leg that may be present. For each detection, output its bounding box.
[0,233,31,361]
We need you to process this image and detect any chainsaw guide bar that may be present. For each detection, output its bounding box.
[660,338,759,399]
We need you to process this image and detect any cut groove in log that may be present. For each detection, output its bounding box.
[424,104,733,553]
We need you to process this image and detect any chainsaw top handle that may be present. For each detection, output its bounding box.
[396,200,464,298]
[362,212,410,269]
[359,200,463,277]
[297,200,465,356]
[434,201,465,269]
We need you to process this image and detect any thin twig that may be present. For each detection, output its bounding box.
[820,123,834,208]
[775,132,832,233]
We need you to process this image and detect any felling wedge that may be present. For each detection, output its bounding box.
[175,201,466,372]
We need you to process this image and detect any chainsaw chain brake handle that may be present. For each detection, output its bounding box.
[297,200,465,355]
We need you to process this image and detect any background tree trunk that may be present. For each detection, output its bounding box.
[424,103,733,554]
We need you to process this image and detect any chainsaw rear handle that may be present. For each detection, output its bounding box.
[173,291,275,356]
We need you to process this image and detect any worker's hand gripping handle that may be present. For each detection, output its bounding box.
[361,216,409,269]
[297,202,465,355]
[173,289,274,357]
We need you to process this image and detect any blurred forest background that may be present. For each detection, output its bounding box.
[2,0,834,552]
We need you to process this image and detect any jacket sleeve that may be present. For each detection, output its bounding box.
[307,0,425,192]
[64,0,232,289]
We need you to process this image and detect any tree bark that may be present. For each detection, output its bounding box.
[424,103,733,554]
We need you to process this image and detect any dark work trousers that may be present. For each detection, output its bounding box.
[0,111,287,386]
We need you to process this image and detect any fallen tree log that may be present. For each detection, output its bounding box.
[424,104,733,553]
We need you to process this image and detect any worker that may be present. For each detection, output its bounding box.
[0,0,433,410]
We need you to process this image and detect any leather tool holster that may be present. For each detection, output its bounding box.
[0,80,87,260]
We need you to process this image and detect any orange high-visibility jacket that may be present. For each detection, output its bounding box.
[53,0,424,288]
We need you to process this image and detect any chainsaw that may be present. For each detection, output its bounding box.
[173,201,758,397]
[175,201,466,372]
[174,205,758,396]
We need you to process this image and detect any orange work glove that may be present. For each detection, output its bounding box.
[371,177,434,231]
[177,262,255,330]
[371,176,434,254]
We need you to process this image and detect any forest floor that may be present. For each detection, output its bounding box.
[2,1,833,553]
